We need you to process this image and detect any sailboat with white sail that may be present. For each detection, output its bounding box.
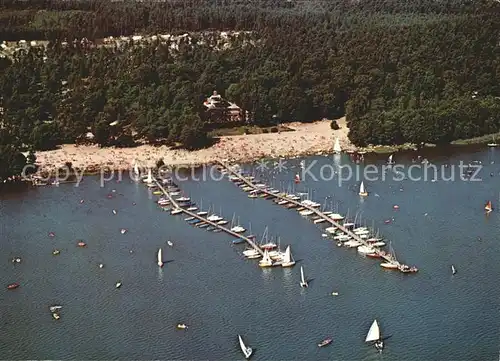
[299,266,308,288]
[359,181,368,197]
[333,138,342,154]
[143,168,153,184]
[488,135,498,147]
[387,154,395,165]
[238,335,253,359]
[157,248,163,267]
[365,319,384,352]
[133,161,140,179]
[281,246,296,267]
[451,265,456,275]
[259,249,274,267]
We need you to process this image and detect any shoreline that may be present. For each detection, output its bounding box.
[34,119,353,175]
[32,118,496,177]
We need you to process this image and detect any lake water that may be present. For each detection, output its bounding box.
[1,146,499,360]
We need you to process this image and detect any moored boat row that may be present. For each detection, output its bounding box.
[217,162,418,274]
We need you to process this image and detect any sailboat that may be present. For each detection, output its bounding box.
[157,248,163,267]
[359,181,368,197]
[143,168,153,184]
[451,265,456,275]
[488,135,498,147]
[365,319,384,352]
[387,154,395,165]
[133,161,140,177]
[485,200,493,213]
[238,335,253,359]
[281,245,296,267]
[299,266,308,287]
[333,138,342,154]
[259,249,274,267]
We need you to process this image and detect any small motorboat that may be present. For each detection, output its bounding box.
[52,313,60,320]
[112,210,117,215]
[7,283,20,290]
[11,257,21,263]
[318,338,332,347]
[115,282,122,289]
[48,232,55,238]
[120,229,127,234]
[99,263,104,268]
[49,305,62,312]
[176,323,188,329]
[331,292,339,296]
[167,240,173,247]
[77,241,86,247]
[52,249,60,255]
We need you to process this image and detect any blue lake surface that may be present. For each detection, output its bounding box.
[1,147,499,360]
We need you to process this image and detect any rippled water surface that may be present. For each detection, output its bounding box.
[1,147,499,360]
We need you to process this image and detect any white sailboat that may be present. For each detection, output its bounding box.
[333,138,342,154]
[365,319,384,352]
[451,265,456,275]
[133,161,140,177]
[299,266,308,288]
[488,135,498,147]
[359,181,368,197]
[143,168,153,184]
[157,248,163,267]
[238,335,253,359]
[387,154,395,165]
[281,246,296,267]
[259,249,274,267]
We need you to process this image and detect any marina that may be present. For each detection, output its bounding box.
[216,161,418,274]
[1,149,500,360]
[151,178,265,258]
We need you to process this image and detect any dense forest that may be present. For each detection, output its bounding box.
[1,0,500,180]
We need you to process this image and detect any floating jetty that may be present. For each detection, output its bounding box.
[216,161,418,274]
[151,178,265,258]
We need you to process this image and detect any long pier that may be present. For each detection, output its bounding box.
[152,178,265,257]
[215,161,415,271]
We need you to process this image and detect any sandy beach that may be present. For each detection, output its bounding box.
[35,118,356,173]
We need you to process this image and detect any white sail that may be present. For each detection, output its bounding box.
[359,181,366,195]
[238,335,253,359]
[300,266,305,283]
[365,320,381,342]
[145,168,153,183]
[133,162,139,175]
[334,138,342,153]
[157,248,163,267]
[451,265,456,274]
[283,246,291,263]
[263,250,271,263]
[388,154,394,163]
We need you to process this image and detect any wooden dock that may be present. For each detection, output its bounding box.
[153,178,265,257]
[216,161,417,272]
